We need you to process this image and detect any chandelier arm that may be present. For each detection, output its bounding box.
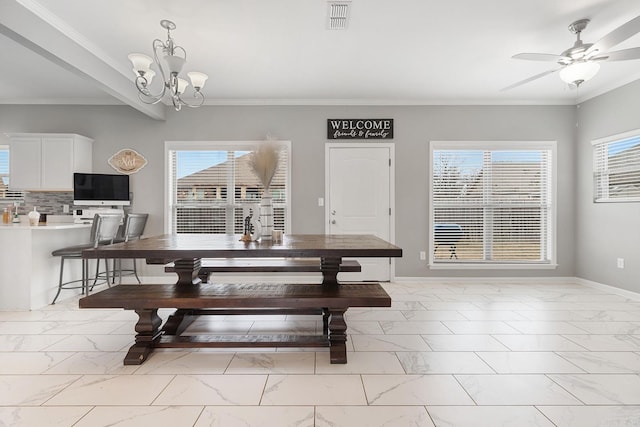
[171,95,182,111]
[152,39,170,85]
[136,89,165,105]
[174,46,187,61]
[175,90,206,108]
[134,74,167,102]
[169,73,179,97]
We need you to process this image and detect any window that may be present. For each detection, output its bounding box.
[593,129,640,203]
[0,146,24,203]
[429,141,556,267]
[166,141,290,234]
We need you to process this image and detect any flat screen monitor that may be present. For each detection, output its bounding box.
[73,173,130,206]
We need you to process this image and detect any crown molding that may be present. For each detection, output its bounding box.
[200,97,576,106]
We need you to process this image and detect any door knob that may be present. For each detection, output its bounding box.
[331,220,336,224]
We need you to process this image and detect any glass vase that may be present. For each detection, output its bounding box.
[259,188,273,240]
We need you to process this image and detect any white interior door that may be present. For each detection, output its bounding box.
[326,143,394,281]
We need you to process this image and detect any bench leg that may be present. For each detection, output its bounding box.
[124,309,163,365]
[328,308,348,364]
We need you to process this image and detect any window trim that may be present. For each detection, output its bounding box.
[164,140,292,234]
[0,145,25,203]
[592,128,640,203]
[428,140,557,269]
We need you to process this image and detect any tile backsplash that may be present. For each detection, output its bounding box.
[18,191,74,215]
[9,191,134,215]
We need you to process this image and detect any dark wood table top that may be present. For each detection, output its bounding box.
[82,233,403,260]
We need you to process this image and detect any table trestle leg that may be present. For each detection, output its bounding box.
[320,256,342,286]
[124,309,163,365]
[162,309,198,336]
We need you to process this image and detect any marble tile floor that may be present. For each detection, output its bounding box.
[1,280,640,426]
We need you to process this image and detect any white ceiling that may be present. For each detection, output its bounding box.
[1,0,640,120]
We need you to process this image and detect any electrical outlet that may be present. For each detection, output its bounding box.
[63,204,69,213]
[318,197,324,207]
[617,258,625,269]
[419,251,426,260]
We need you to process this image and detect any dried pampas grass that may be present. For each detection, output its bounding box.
[249,143,280,190]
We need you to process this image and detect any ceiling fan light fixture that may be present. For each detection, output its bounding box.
[507,16,640,92]
[559,61,600,86]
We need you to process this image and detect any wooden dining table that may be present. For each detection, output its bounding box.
[83,233,403,286]
[81,233,403,363]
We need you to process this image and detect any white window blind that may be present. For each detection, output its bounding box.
[167,142,290,234]
[0,146,24,203]
[430,142,555,266]
[593,130,640,203]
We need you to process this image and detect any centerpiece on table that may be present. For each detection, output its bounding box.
[248,142,280,241]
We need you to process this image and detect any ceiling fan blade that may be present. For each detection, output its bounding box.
[512,53,565,62]
[501,68,561,91]
[587,15,640,56]
[592,47,640,61]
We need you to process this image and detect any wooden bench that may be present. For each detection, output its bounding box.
[164,258,362,282]
[79,282,390,365]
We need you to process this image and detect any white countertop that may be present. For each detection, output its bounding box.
[0,222,91,230]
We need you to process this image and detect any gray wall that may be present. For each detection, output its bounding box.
[0,104,576,278]
[575,80,640,293]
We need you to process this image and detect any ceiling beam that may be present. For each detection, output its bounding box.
[0,0,165,120]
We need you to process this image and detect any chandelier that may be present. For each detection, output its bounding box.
[128,20,208,111]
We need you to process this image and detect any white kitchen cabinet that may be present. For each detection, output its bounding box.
[7,133,93,190]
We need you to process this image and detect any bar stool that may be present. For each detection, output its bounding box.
[51,213,123,304]
[113,213,148,284]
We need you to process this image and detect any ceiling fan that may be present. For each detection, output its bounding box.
[504,15,640,90]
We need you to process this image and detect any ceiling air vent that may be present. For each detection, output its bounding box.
[327,1,351,30]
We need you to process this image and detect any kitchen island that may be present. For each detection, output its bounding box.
[0,222,91,310]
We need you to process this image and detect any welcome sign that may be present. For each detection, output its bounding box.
[327,119,394,139]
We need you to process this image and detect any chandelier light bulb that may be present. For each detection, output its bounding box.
[163,54,186,75]
[187,72,208,90]
[176,78,189,94]
[128,53,153,75]
[144,69,156,85]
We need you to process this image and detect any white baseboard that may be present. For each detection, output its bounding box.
[394,276,575,284]
[574,277,640,301]
[395,276,640,300]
